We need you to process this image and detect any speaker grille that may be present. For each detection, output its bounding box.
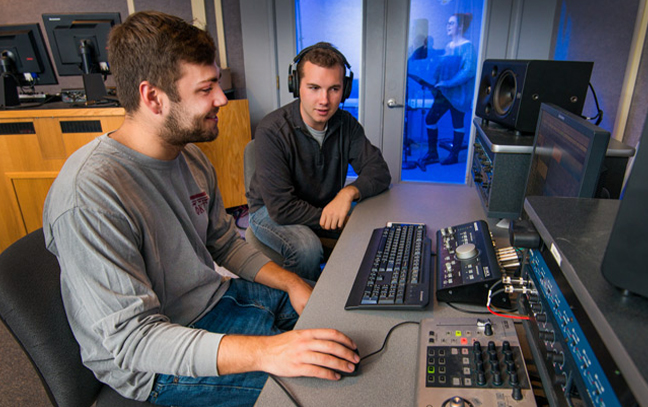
[59,120,103,134]
[0,122,36,135]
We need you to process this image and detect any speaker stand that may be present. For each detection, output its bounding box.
[0,73,20,107]
[83,73,108,103]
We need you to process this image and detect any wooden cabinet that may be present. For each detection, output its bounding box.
[0,100,251,252]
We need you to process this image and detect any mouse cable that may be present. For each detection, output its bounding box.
[360,320,420,362]
[267,320,420,407]
[268,374,302,407]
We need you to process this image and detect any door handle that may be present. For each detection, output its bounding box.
[387,98,404,108]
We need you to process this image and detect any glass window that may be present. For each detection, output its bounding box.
[402,0,484,184]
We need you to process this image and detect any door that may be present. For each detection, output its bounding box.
[366,0,485,185]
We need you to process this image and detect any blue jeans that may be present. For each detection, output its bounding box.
[147,279,298,407]
[249,206,323,281]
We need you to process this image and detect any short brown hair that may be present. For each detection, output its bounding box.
[108,11,217,113]
[296,42,347,80]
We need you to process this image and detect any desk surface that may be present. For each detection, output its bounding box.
[256,183,498,406]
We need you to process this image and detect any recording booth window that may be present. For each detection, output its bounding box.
[402,1,484,185]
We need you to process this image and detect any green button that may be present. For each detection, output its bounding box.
[455,330,462,337]
[427,366,435,374]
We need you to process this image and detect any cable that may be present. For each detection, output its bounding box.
[269,375,302,407]
[487,303,530,320]
[268,320,420,406]
[487,288,530,320]
[360,320,420,361]
[581,82,604,125]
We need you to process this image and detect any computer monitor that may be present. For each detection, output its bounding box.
[525,103,610,198]
[0,23,57,106]
[42,12,121,102]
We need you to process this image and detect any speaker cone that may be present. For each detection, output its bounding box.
[493,70,517,117]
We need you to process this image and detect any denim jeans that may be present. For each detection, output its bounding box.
[248,206,323,281]
[147,278,298,407]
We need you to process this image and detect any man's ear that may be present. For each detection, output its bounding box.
[139,81,164,115]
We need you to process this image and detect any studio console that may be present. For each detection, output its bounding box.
[416,317,537,407]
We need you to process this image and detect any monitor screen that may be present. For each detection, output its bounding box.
[0,23,57,86]
[42,13,121,76]
[525,103,610,198]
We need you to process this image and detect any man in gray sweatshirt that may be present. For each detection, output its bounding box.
[42,11,358,406]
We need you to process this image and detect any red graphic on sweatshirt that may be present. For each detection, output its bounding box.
[190,192,209,215]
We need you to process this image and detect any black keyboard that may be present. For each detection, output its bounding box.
[345,223,432,310]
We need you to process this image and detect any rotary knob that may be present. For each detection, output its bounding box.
[456,243,478,260]
[446,396,468,407]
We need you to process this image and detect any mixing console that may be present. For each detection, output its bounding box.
[417,317,537,407]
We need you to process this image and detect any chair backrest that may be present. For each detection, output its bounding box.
[0,229,102,407]
[243,139,255,194]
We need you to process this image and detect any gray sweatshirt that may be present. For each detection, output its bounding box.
[43,134,270,401]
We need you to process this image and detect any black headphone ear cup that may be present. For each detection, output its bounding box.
[342,71,353,103]
[288,68,300,98]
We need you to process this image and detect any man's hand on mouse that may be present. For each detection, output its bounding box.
[218,328,359,380]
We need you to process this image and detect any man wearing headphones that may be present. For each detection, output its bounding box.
[247,42,391,281]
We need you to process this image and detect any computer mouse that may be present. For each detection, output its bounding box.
[335,347,361,377]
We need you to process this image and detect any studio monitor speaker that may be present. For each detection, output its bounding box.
[475,60,593,134]
[601,116,648,299]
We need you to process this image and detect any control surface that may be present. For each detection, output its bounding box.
[417,317,537,407]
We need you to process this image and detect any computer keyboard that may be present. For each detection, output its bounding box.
[344,222,432,310]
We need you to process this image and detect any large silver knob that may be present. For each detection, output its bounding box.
[456,243,478,260]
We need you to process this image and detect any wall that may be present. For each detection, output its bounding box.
[625,31,648,148]
[551,0,641,141]
[240,0,279,131]
[0,0,247,99]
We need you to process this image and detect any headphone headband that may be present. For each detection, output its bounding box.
[287,42,354,102]
[292,43,352,70]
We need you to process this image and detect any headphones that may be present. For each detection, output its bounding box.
[287,42,354,102]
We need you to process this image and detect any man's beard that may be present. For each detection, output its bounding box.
[159,102,219,147]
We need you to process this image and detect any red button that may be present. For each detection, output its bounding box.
[461,337,468,345]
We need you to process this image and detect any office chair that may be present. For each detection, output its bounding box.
[0,229,153,407]
[243,140,286,265]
